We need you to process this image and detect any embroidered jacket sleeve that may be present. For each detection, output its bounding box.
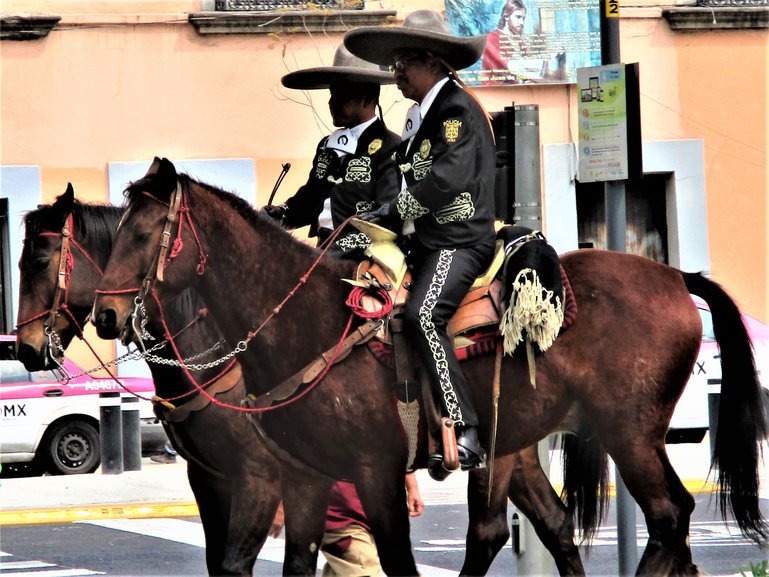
[283,137,338,230]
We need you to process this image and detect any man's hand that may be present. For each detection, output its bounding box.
[262,204,289,225]
[358,203,391,227]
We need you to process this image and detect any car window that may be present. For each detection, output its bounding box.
[698,307,716,342]
[0,359,31,383]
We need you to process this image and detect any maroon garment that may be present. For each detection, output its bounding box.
[325,481,371,534]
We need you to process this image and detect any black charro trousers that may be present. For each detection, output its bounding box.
[402,240,493,429]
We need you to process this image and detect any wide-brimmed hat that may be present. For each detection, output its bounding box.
[344,10,486,72]
[281,44,394,90]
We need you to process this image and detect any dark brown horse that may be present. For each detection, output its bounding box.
[92,158,767,576]
[13,186,337,576]
[15,184,608,577]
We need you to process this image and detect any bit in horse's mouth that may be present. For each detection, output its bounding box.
[119,323,136,347]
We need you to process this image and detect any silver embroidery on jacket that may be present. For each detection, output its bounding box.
[345,157,372,183]
[315,150,334,180]
[396,189,430,220]
[355,201,375,214]
[411,151,432,181]
[335,232,371,253]
[435,192,475,224]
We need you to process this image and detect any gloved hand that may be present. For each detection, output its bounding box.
[262,204,289,225]
[358,203,392,227]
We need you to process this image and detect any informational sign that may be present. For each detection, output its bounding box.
[445,0,602,87]
[577,63,642,182]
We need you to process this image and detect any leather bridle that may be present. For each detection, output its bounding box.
[16,213,104,366]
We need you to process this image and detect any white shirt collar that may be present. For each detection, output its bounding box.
[326,116,377,156]
[418,76,450,121]
[350,116,377,140]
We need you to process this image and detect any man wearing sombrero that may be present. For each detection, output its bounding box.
[345,10,497,470]
[264,44,401,259]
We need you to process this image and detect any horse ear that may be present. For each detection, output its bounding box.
[46,183,75,228]
[143,157,162,177]
[155,158,178,199]
[52,182,75,215]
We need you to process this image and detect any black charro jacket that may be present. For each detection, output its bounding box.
[391,80,496,251]
[283,118,401,240]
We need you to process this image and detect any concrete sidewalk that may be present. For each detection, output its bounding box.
[1,437,766,526]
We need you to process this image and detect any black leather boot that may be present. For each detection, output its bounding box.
[456,426,486,470]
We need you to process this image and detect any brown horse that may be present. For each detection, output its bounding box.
[92,158,767,576]
[15,183,608,577]
[14,185,337,576]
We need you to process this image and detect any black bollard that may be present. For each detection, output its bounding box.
[99,391,123,475]
[121,394,142,471]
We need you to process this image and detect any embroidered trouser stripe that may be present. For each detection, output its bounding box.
[417,249,463,424]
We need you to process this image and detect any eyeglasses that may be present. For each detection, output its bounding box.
[388,55,424,74]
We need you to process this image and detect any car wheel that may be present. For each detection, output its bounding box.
[42,419,101,475]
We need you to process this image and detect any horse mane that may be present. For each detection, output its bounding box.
[124,170,321,261]
[24,200,123,269]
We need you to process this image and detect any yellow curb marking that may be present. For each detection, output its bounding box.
[1,502,199,526]
[0,480,719,526]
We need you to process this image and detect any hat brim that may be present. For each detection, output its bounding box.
[281,66,395,90]
[344,27,487,71]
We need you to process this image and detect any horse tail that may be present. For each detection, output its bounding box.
[560,425,610,545]
[682,271,768,543]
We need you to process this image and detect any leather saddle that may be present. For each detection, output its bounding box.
[346,218,506,350]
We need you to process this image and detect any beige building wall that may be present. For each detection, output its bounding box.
[1,0,767,323]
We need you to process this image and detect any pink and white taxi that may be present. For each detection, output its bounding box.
[0,335,162,475]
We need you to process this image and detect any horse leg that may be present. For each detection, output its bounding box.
[355,466,419,577]
[279,466,334,577]
[608,442,698,577]
[461,459,513,576]
[504,448,585,576]
[220,467,282,576]
[187,463,233,575]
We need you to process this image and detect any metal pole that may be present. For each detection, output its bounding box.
[121,394,142,471]
[615,469,638,576]
[512,104,542,230]
[99,391,123,475]
[508,102,554,575]
[600,1,638,573]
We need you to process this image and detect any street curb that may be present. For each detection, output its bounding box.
[0,479,719,527]
[0,501,199,526]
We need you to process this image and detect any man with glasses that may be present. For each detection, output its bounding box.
[345,10,496,471]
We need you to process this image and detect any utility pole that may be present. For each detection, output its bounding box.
[600,1,639,575]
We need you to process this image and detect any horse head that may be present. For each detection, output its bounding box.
[16,184,122,370]
[92,157,202,345]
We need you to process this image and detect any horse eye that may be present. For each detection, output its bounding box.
[30,257,51,273]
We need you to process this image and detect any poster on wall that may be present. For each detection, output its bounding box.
[445,0,602,87]
[577,63,642,182]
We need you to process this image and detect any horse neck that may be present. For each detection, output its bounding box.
[186,185,355,394]
[144,302,232,399]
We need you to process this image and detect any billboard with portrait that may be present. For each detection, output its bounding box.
[445,0,602,86]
